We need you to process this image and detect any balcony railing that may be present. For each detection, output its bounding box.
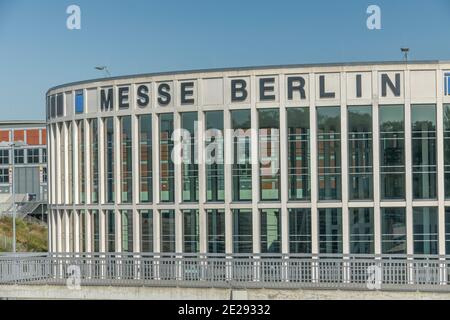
[0,253,450,291]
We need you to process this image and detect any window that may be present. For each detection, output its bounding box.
[379,105,405,200]
[319,208,342,254]
[181,113,198,202]
[26,148,40,164]
[121,210,133,252]
[91,210,100,252]
[231,110,252,201]
[139,115,152,203]
[233,209,253,253]
[161,210,175,253]
[444,105,450,199]
[50,95,56,118]
[56,93,64,117]
[160,114,174,202]
[140,210,153,252]
[42,167,47,183]
[207,209,225,253]
[348,106,373,200]
[78,121,85,204]
[42,148,47,163]
[287,108,310,201]
[0,149,9,164]
[260,209,281,253]
[205,111,224,202]
[413,207,438,255]
[445,208,450,254]
[14,149,24,164]
[121,116,133,203]
[106,210,115,252]
[75,90,84,114]
[349,208,374,254]
[105,118,114,203]
[259,109,280,201]
[317,107,341,200]
[90,119,99,203]
[0,168,9,183]
[289,208,311,253]
[381,207,406,254]
[183,209,199,253]
[412,104,437,200]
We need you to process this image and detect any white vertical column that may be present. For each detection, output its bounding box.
[63,123,69,204]
[198,110,207,254]
[279,75,289,254]
[74,209,80,252]
[251,75,260,253]
[133,209,140,253]
[99,209,106,252]
[153,209,161,253]
[114,117,121,204]
[50,125,56,206]
[174,111,183,253]
[340,72,349,255]
[372,70,382,255]
[85,119,91,204]
[404,69,414,255]
[98,118,105,204]
[132,115,140,253]
[115,209,121,252]
[224,108,233,254]
[73,121,79,204]
[64,210,70,252]
[55,124,61,204]
[152,113,160,204]
[56,210,62,253]
[310,73,319,255]
[437,69,446,255]
[85,210,92,252]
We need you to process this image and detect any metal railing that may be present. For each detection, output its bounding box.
[1,253,450,291]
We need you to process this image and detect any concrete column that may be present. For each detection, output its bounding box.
[85,119,91,204]
[99,209,106,252]
[114,117,121,204]
[309,73,319,255]
[404,70,413,255]
[55,123,61,204]
[279,75,289,254]
[198,110,207,254]
[340,72,349,255]
[74,209,80,252]
[56,210,62,253]
[132,114,139,205]
[98,118,105,204]
[115,209,121,252]
[437,69,446,255]
[153,209,161,253]
[251,80,260,253]
[63,123,69,204]
[176,208,183,253]
[133,209,140,253]
[85,210,92,252]
[372,70,382,255]
[73,121,79,205]
[224,108,233,254]
[152,113,160,204]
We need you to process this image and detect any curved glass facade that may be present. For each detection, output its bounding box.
[46,63,450,256]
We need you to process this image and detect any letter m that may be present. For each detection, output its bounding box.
[101,88,114,111]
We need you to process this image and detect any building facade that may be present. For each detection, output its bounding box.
[0,121,48,218]
[46,61,450,256]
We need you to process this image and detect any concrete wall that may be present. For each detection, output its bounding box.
[2,285,450,300]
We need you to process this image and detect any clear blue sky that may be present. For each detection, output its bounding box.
[1,0,450,120]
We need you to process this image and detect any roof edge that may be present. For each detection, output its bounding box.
[46,59,447,95]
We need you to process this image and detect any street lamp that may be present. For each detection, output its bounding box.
[401,48,410,63]
[95,66,111,77]
[0,140,26,253]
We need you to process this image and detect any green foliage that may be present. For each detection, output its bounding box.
[0,216,47,252]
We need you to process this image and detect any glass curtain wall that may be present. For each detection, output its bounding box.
[413,207,438,255]
[161,210,175,253]
[205,111,224,202]
[120,116,133,203]
[259,109,280,201]
[379,105,405,199]
[181,113,198,202]
[317,107,341,200]
[349,208,374,254]
[78,120,85,204]
[411,105,437,199]
[348,106,373,200]
[106,210,115,252]
[381,208,406,254]
[232,209,253,253]
[105,118,115,203]
[207,209,225,253]
[139,115,152,203]
[121,210,133,252]
[260,209,281,253]
[287,108,310,201]
[288,208,311,253]
[160,114,175,202]
[140,210,153,252]
[318,208,342,254]
[90,119,99,203]
[231,110,252,201]
[183,209,199,253]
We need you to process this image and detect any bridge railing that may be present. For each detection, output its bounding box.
[0,253,449,291]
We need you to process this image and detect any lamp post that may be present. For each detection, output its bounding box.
[401,48,410,63]
[0,140,26,253]
[95,66,111,77]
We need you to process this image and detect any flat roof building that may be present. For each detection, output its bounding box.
[46,60,450,256]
